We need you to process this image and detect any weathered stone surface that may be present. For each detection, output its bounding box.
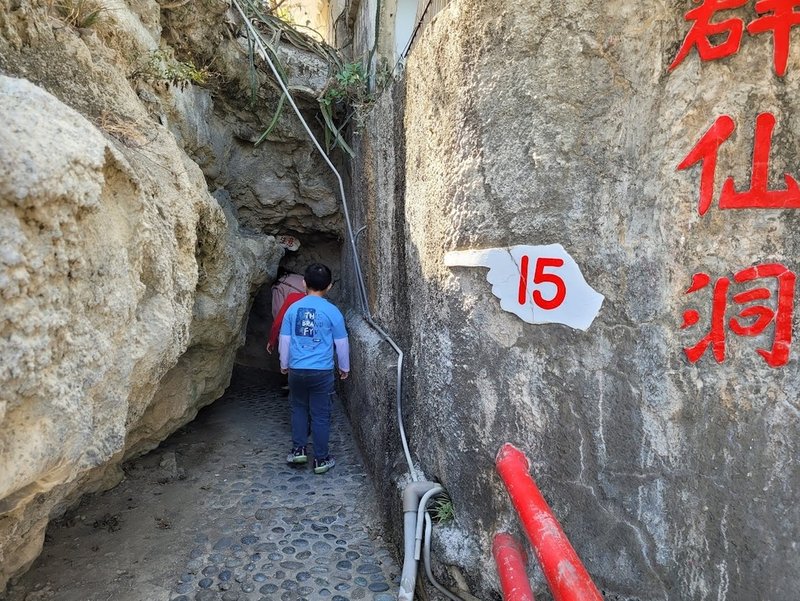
[343,1,800,600]
[0,0,338,588]
[161,72,341,239]
[166,85,341,235]
[0,72,281,588]
[160,4,342,236]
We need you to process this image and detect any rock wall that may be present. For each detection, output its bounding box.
[338,83,411,553]
[0,0,339,588]
[343,1,800,599]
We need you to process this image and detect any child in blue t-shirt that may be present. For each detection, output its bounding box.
[278,263,350,474]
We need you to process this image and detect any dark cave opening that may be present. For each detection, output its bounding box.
[235,232,345,372]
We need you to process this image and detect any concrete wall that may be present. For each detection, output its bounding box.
[281,0,331,39]
[340,0,800,599]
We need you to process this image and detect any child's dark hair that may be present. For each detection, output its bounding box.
[304,263,332,291]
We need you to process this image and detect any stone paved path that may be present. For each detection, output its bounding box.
[5,367,401,601]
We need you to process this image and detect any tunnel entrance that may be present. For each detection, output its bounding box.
[235,233,344,372]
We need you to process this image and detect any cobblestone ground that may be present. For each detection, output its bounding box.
[5,367,400,601]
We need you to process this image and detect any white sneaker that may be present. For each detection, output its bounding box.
[287,446,307,464]
[313,456,335,474]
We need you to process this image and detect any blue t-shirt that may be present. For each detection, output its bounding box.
[280,295,347,370]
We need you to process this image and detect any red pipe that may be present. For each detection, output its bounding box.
[495,443,602,601]
[492,532,536,601]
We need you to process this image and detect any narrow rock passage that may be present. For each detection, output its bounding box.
[6,368,400,601]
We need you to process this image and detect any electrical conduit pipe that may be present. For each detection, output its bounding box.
[414,485,444,560]
[229,7,456,600]
[422,512,464,601]
[399,482,442,600]
[495,444,602,601]
[492,533,535,601]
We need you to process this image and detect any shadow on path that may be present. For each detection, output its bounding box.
[5,367,400,601]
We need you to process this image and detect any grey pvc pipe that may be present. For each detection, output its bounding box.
[406,484,468,601]
[398,511,419,601]
[402,480,441,511]
[414,486,444,560]
[423,512,466,601]
[399,481,440,600]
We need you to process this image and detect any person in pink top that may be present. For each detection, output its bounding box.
[271,268,305,320]
[266,290,306,354]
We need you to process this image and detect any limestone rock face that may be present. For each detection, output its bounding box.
[344,1,800,599]
[0,73,280,588]
[167,88,342,236]
[0,0,333,586]
[160,4,342,236]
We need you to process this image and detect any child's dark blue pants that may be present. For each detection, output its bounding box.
[288,369,334,459]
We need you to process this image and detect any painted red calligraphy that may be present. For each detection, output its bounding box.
[730,263,795,365]
[669,0,747,71]
[682,272,729,362]
[670,0,800,75]
[682,264,795,367]
[719,113,800,209]
[747,0,800,76]
[678,112,800,214]
[677,115,735,215]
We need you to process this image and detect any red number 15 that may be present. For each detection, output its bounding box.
[518,256,567,310]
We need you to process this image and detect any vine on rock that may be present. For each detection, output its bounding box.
[239,0,388,157]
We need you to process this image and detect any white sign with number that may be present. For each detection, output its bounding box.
[444,244,604,331]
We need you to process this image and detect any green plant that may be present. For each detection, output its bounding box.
[429,495,455,524]
[49,0,106,28]
[271,5,295,25]
[239,0,365,156]
[316,61,370,155]
[321,62,369,107]
[140,49,210,88]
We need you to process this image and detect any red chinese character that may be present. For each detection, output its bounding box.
[730,263,795,366]
[669,0,748,71]
[682,272,729,362]
[682,264,796,367]
[747,0,800,76]
[678,112,800,214]
[719,112,800,209]
[677,115,735,215]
